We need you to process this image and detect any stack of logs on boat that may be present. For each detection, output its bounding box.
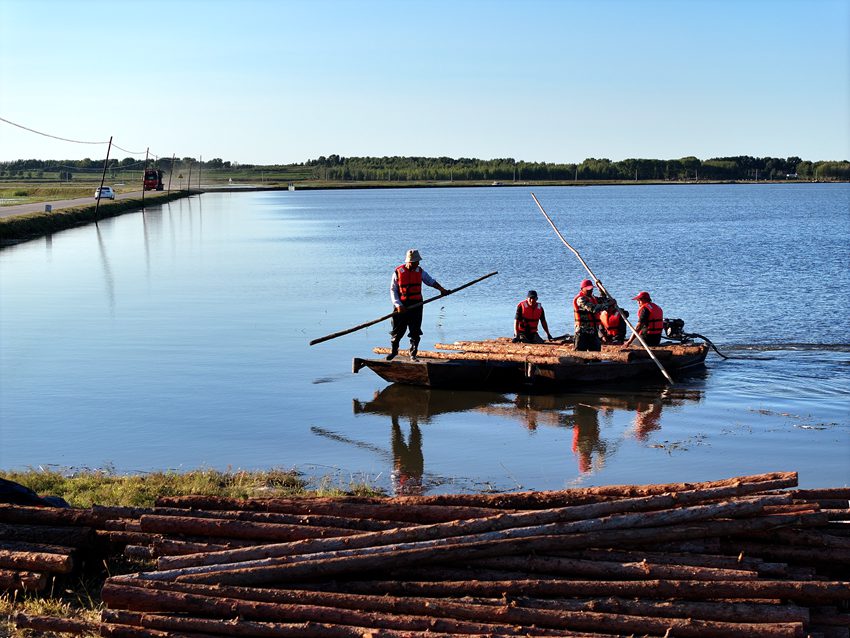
[12,471,850,638]
[373,338,701,364]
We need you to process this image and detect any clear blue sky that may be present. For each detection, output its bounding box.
[1,0,848,164]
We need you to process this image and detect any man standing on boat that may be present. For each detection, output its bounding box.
[573,279,615,351]
[514,290,553,343]
[624,291,664,347]
[388,249,448,361]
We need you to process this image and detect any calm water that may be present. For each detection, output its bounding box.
[1,185,848,492]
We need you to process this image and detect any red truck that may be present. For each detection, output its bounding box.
[143,169,164,191]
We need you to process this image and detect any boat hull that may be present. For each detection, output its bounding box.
[354,343,708,391]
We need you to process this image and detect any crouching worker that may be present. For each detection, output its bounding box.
[514,290,553,343]
[573,279,616,352]
[623,291,664,347]
[601,307,629,344]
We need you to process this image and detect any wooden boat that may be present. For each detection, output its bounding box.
[353,338,709,391]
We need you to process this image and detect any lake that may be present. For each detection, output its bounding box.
[1,184,848,493]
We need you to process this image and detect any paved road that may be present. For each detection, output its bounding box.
[0,190,154,219]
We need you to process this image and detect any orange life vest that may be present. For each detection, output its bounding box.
[573,292,600,331]
[517,300,543,333]
[640,302,664,335]
[396,265,423,303]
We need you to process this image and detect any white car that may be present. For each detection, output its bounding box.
[94,186,115,200]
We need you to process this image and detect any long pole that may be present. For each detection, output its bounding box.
[309,271,498,346]
[530,193,674,385]
[94,135,113,223]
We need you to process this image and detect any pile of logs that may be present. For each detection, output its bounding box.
[8,471,850,637]
[372,338,704,365]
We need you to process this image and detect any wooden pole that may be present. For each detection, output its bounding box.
[94,136,113,223]
[530,193,675,385]
[309,271,498,346]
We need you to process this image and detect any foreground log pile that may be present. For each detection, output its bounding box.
[7,471,850,637]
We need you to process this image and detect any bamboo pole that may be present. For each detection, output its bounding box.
[309,271,497,346]
[531,193,675,384]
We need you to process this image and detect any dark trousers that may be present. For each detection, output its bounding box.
[517,331,545,344]
[643,333,662,346]
[390,304,423,345]
[574,332,602,352]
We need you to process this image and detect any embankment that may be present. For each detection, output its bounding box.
[0,191,194,247]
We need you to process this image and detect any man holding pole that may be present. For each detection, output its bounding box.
[388,249,448,361]
[573,279,616,352]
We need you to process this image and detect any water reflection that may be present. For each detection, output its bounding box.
[355,384,704,484]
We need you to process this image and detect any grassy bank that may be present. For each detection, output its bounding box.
[0,467,381,637]
[0,191,191,246]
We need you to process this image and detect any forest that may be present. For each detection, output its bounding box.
[2,154,848,182]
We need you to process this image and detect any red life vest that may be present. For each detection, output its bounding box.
[605,311,623,338]
[640,302,664,335]
[517,300,543,333]
[396,265,423,303]
[573,292,600,330]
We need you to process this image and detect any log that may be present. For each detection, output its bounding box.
[158,486,792,571]
[139,515,361,542]
[0,568,47,592]
[0,504,100,526]
[0,522,94,547]
[384,471,799,509]
[151,506,402,532]
[13,612,99,635]
[0,548,74,573]
[154,496,502,524]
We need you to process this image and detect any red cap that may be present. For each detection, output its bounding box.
[580,279,594,290]
[632,291,651,301]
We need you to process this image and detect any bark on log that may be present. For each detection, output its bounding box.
[336,577,850,604]
[0,522,94,547]
[171,507,812,586]
[139,515,361,542]
[466,554,760,581]
[12,612,99,635]
[0,548,74,573]
[101,583,580,636]
[108,576,812,625]
[0,569,47,592]
[102,609,581,638]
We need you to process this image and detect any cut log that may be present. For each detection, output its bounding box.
[13,612,99,635]
[0,522,94,547]
[0,548,74,574]
[0,568,47,592]
[150,506,402,532]
[138,515,361,542]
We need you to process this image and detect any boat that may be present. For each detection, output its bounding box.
[353,338,709,391]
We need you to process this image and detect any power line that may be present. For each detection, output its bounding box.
[0,115,150,156]
[0,115,109,145]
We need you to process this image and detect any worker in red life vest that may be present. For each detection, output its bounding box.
[388,249,448,361]
[514,290,553,343]
[573,279,616,351]
[600,307,629,344]
[624,291,664,347]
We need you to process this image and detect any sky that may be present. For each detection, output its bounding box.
[1,0,848,165]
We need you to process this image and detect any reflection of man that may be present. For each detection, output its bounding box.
[570,403,607,474]
[391,416,424,495]
[633,400,663,440]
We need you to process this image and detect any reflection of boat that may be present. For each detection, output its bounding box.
[353,384,509,421]
[354,339,709,391]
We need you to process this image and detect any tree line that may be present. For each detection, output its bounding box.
[2,154,848,182]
